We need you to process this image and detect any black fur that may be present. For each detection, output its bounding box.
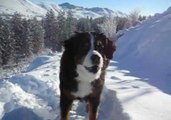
[59,32,115,120]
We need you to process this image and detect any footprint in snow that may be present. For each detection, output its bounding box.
[45,69,50,72]
[43,74,50,76]
[118,87,130,90]
[111,76,122,80]
[53,73,57,75]
[132,85,140,89]
[52,65,57,69]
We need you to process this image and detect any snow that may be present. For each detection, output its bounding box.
[0,0,125,19]
[0,53,60,120]
[0,52,130,120]
[106,65,171,120]
[0,6,171,120]
[0,51,171,120]
[39,3,61,16]
[115,7,171,94]
[0,0,46,17]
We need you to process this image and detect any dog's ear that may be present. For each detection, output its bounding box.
[64,39,72,51]
[104,38,116,59]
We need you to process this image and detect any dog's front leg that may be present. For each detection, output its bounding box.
[60,93,73,120]
[88,98,100,120]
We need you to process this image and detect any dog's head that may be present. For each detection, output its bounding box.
[64,32,116,77]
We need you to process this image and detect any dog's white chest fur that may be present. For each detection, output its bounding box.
[72,65,99,98]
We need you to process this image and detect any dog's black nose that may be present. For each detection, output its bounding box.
[91,54,100,65]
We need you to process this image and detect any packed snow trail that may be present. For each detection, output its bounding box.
[106,61,171,120]
[0,53,129,120]
[0,53,171,120]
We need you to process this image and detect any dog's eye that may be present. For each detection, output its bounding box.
[95,41,105,53]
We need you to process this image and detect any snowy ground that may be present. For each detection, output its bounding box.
[0,52,171,120]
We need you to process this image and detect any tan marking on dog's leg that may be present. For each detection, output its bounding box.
[88,100,99,120]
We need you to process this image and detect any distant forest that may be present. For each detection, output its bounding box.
[0,9,147,67]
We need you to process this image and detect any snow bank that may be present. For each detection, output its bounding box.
[115,7,171,94]
[0,53,61,120]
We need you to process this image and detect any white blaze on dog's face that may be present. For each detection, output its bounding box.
[76,33,103,81]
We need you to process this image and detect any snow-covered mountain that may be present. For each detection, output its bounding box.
[59,2,125,18]
[0,0,125,18]
[38,3,61,16]
[0,0,46,17]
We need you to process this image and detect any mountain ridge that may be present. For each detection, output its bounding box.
[0,0,126,18]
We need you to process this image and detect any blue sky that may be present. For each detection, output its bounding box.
[32,0,171,15]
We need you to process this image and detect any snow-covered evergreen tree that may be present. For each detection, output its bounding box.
[29,18,44,54]
[44,10,59,51]
[10,13,24,63]
[0,17,15,65]
[65,10,76,39]
[21,18,33,57]
[56,11,66,51]
[76,17,94,32]
[91,17,105,32]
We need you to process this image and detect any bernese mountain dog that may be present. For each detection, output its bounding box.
[59,32,116,120]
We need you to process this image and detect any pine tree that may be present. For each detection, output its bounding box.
[21,18,33,57]
[76,17,94,32]
[10,13,24,63]
[44,10,59,51]
[92,17,105,32]
[0,17,15,65]
[65,10,76,39]
[29,17,44,54]
[56,11,66,51]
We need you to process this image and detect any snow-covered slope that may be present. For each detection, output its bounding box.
[0,0,125,18]
[59,2,125,18]
[115,7,171,94]
[0,0,46,17]
[39,3,61,16]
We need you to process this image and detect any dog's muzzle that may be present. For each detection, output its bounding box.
[83,50,103,74]
[85,65,99,73]
[91,54,100,65]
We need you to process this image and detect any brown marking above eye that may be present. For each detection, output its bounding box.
[96,40,104,48]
